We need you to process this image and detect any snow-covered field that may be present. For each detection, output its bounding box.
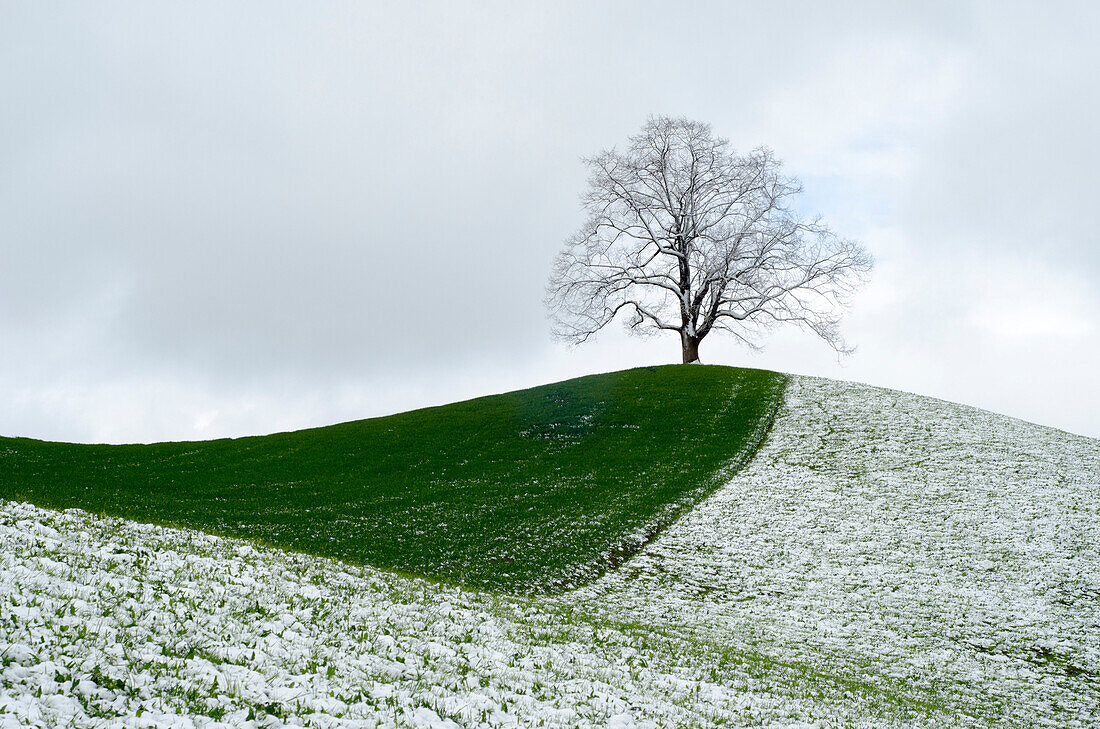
[3,376,1099,727]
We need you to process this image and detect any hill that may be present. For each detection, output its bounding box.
[0,365,787,591]
[3,374,1097,727]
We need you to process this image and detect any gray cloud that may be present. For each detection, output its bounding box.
[904,2,1100,272]
[2,1,1097,441]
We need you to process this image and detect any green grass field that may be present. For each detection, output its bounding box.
[0,365,786,591]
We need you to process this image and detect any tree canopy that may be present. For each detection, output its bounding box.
[547,116,872,363]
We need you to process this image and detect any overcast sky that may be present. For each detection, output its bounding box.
[2,1,1098,443]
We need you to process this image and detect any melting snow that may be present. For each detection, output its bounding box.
[2,376,1098,727]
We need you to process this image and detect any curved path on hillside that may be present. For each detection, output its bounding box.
[3,375,1099,727]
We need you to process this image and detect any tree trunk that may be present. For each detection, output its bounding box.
[681,332,701,364]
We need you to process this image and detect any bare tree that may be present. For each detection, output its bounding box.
[547,116,873,364]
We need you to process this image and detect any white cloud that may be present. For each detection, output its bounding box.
[748,38,969,181]
[1,1,1097,441]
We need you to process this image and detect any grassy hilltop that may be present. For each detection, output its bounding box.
[3,372,1099,726]
[0,365,786,591]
